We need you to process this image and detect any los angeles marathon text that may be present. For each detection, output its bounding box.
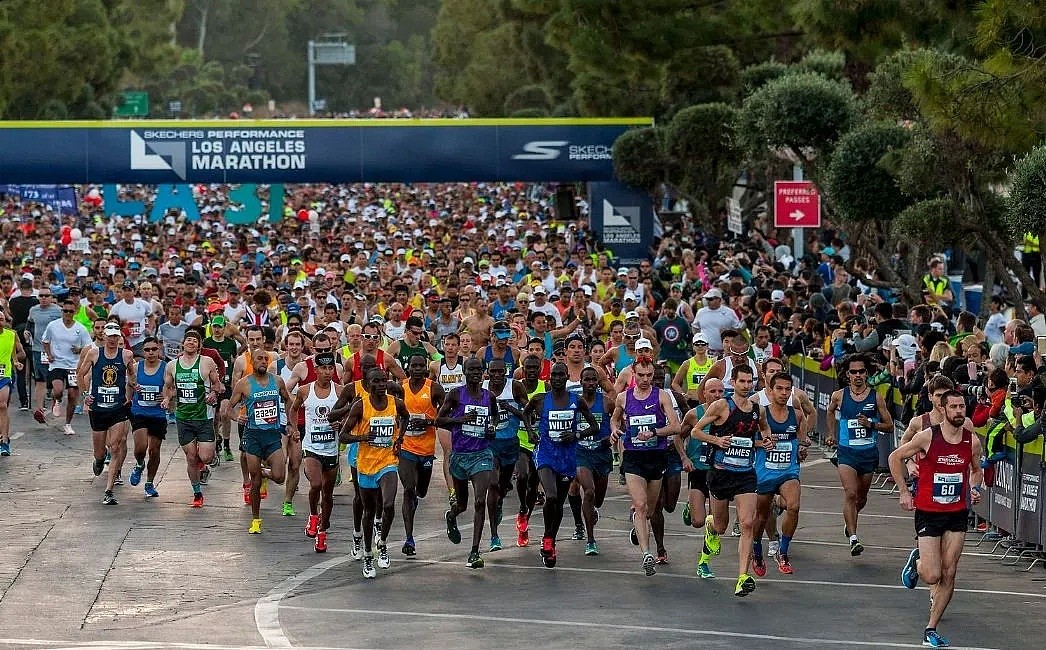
[143,130,307,171]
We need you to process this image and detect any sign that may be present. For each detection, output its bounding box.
[101,183,284,225]
[168,101,182,114]
[114,91,149,117]
[727,198,742,235]
[0,184,78,214]
[0,118,650,184]
[774,180,820,228]
[589,182,655,265]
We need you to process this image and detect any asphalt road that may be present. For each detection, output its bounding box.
[0,408,1043,650]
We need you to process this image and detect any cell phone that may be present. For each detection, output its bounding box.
[1010,376,1018,392]
[1037,336,1046,356]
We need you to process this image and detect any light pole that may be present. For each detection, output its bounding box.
[307,33,356,116]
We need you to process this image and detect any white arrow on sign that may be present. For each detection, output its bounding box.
[790,210,805,221]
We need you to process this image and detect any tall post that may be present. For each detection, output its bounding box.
[792,164,804,262]
[307,40,316,116]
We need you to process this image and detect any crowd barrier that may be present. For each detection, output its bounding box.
[787,354,1046,569]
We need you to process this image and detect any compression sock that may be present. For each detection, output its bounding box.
[568,494,583,527]
[752,540,763,560]
[780,535,792,555]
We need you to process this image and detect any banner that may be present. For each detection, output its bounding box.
[101,184,284,224]
[0,119,650,184]
[588,181,656,265]
[0,184,78,214]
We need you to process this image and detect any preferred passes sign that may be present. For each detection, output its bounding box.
[774,181,821,228]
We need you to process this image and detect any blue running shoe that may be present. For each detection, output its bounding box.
[901,548,920,589]
[922,629,949,647]
[129,464,144,487]
[144,483,159,498]
[0,441,10,457]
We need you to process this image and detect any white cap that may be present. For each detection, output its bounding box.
[693,332,709,344]
[624,292,637,302]
[635,337,653,351]
[293,279,307,290]
[617,268,629,277]
[174,267,186,276]
[704,288,723,299]
[480,273,492,282]
[625,310,640,320]
[192,262,204,272]
[462,256,475,265]
[894,334,918,360]
[103,323,122,337]
[581,285,593,296]
[771,289,785,302]
[77,267,89,277]
[533,285,547,295]
[340,253,352,262]
[314,267,326,277]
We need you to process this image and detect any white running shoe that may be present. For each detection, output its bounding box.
[52,401,63,418]
[352,534,364,561]
[63,424,75,436]
[768,540,780,559]
[377,543,391,569]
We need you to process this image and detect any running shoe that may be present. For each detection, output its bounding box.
[33,408,46,424]
[0,442,9,457]
[19,405,28,412]
[282,501,296,517]
[681,502,692,527]
[377,543,391,569]
[445,509,461,544]
[571,525,585,540]
[352,534,364,561]
[190,492,204,508]
[850,536,865,556]
[92,457,105,477]
[314,531,327,553]
[767,539,780,559]
[102,490,118,506]
[208,454,220,468]
[901,548,920,589]
[516,512,528,533]
[629,527,639,546]
[642,552,656,576]
[535,491,545,507]
[696,562,715,579]
[517,528,529,547]
[222,447,234,462]
[402,538,416,556]
[655,549,669,565]
[752,555,767,577]
[305,514,319,538]
[922,630,949,648]
[143,483,159,498]
[777,554,794,575]
[129,464,143,487]
[242,483,251,505]
[248,518,262,534]
[593,508,599,525]
[113,471,123,486]
[363,555,376,579]
[63,424,75,436]
[734,573,756,597]
[585,541,599,556]
[259,478,268,499]
[74,404,83,415]
[489,535,503,552]
[466,551,484,569]
[703,515,721,556]
[199,467,209,485]
[732,520,741,536]
[374,518,382,539]
[540,536,556,568]
[52,401,62,418]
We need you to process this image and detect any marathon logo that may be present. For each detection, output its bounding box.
[131,129,308,180]
[601,199,641,245]
[937,454,964,466]
[512,141,612,161]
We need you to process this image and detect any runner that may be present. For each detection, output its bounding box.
[203,315,240,462]
[79,322,135,505]
[436,357,499,569]
[386,315,438,370]
[651,372,688,565]
[826,353,895,555]
[41,298,92,436]
[0,311,27,455]
[483,358,527,552]
[521,362,598,568]
[480,320,516,376]
[514,354,545,547]
[27,288,62,426]
[679,377,725,578]
[752,371,810,576]
[163,330,224,509]
[430,332,465,510]
[231,326,267,502]
[691,364,773,596]
[399,354,445,556]
[129,336,167,498]
[890,390,984,648]
[672,333,714,409]
[287,352,341,553]
[226,347,291,532]
[340,366,408,578]
[108,280,154,358]
[575,366,614,555]
[609,357,682,576]
[698,328,759,400]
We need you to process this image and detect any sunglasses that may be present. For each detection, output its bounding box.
[313,347,332,353]
[694,342,708,347]
[848,369,868,375]
[143,347,160,352]
[62,309,74,313]
[625,334,640,341]
[362,334,381,341]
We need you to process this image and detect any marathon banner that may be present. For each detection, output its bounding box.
[101,183,284,225]
[0,184,78,214]
[0,118,650,184]
[588,181,656,265]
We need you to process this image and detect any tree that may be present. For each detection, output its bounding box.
[611,127,668,194]
[1007,144,1046,253]
[665,103,742,224]
[824,122,911,223]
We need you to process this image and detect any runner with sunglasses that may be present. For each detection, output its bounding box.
[826,353,895,556]
[129,336,168,498]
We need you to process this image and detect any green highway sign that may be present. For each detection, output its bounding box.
[114,91,149,117]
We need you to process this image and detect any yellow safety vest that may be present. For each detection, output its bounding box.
[922,275,949,304]
[1024,233,1040,254]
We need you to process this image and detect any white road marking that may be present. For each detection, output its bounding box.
[277,606,1001,650]
[0,641,360,650]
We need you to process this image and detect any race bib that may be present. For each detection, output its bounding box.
[461,405,489,438]
[177,381,199,403]
[311,423,336,444]
[721,436,754,468]
[579,413,604,450]
[252,398,279,425]
[96,385,120,407]
[0,363,6,376]
[40,351,50,365]
[369,415,395,447]
[405,413,428,437]
[932,472,963,505]
[628,413,657,448]
[847,418,874,446]
[128,322,142,338]
[138,385,161,407]
[765,441,794,470]
[66,372,78,388]
[547,409,575,443]
[164,341,181,358]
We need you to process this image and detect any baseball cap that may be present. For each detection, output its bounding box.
[340,253,352,262]
[704,288,723,299]
[693,333,709,345]
[211,315,227,326]
[122,280,136,290]
[625,310,640,320]
[103,323,122,337]
[533,286,547,295]
[771,289,785,303]
[894,334,918,361]
[635,337,653,351]
[623,292,637,302]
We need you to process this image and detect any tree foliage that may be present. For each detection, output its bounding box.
[1007,144,1046,236]
[612,127,668,193]
[824,122,911,223]
[665,103,742,218]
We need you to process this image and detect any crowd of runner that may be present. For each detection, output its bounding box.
[0,178,1044,649]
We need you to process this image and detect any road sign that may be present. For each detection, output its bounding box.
[168,100,182,114]
[774,180,820,228]
[114,91,149,117]
[727,198,742,235]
